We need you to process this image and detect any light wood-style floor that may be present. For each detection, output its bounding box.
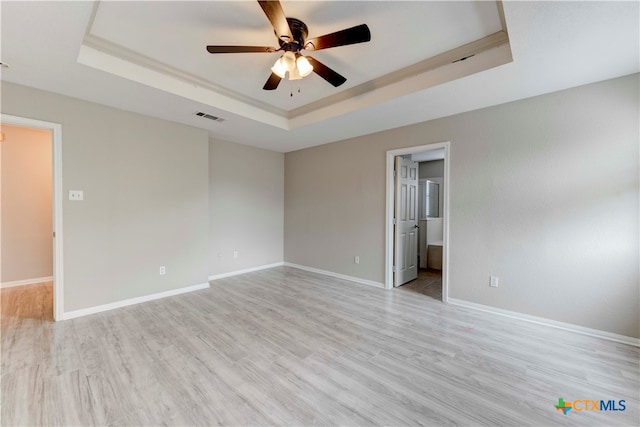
[1,268,639,426]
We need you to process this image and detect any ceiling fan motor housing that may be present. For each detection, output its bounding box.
[278,17,308,52]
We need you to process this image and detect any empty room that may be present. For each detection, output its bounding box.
[1,1,638,426]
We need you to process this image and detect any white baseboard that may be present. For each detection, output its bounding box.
[283,262,385,289]
[448,298,639,347]
[1,276,53,288]
[63,282,210,320]
[208,262,284,281]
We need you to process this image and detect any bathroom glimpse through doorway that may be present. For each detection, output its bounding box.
[385,142,449,303]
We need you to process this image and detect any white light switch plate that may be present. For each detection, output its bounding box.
[69,190,84,201]
[490,276,499,287]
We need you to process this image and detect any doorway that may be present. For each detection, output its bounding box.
[0,114,64,320]
[385,142,449,302]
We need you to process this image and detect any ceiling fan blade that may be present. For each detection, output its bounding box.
[206,45,275,54]
[258,0,293,41]
[305,24,371,51]
[306,56,347,87]
[263,72,282,90]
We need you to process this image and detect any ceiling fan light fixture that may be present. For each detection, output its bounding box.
[282,51,296,72]
[272,51,298,78]
[288,65,302,80]
[271,57,287,78]
[296,55,313,77]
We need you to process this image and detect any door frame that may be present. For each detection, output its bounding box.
[1,114,64,320]
[385,141,450,302]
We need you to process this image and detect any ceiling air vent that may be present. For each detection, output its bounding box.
[195,111,225,122]
[452,54,475,64]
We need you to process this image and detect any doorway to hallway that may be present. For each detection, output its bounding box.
[1,115,64,320]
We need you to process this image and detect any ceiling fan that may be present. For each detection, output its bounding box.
[206,0,371,90]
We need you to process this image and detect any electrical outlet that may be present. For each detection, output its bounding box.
[354,256,360,264]
[159,266,166,275]
[217,253,223,260]
[69,190,84,201]
[233,250,239,259]
[490,276,499,287]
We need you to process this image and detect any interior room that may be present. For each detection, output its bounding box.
[1,1,638,426]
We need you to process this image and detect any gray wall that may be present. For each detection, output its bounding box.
[419,160,444,179]
[1,124,53,283]
[1,82,210,312]
[209,138,284,275]
[284,74,639,338]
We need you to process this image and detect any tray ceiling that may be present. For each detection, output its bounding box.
[1,1,638,152]
[79,1,510,128]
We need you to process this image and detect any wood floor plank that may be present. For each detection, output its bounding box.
[1,267,638,426]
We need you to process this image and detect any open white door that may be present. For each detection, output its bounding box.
[393,156,419,287]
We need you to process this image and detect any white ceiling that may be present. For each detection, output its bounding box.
[412,149,444,163]
[89,1,502,110]
[1,1,638,153]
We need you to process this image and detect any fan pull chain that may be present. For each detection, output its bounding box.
[290,80,293,97]
[289,81,302,98]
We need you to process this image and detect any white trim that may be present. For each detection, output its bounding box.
[284,263,385,289]
[63,282,210,320]
[385,142,450,302]
[1,276,54,288]
[1,114,64,320]
[448,298,639,347]
[208,262,284,281]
